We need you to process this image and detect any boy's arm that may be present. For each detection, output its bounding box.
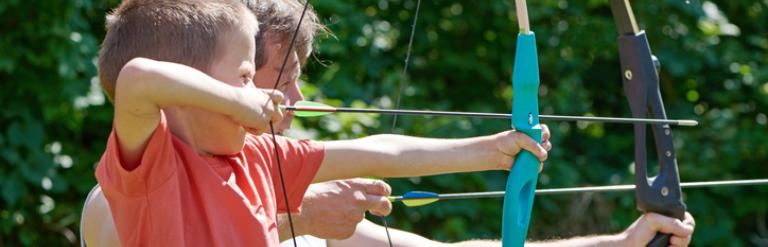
[313,131,547,182]
[113,57,280,170]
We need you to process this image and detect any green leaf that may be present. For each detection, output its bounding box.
[0,149,21,165]
[1,174,25,206]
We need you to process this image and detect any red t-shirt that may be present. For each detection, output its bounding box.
[95,113,324,246]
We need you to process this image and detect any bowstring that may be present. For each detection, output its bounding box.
[381,0,422,246]
[391,0,422,131]
[270,1,310,247]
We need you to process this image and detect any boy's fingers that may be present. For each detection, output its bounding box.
[541,124,550,142]
[542,141,552,151]
[265,90,284,105]
[270,106,284,124]
[540,124,552,151]
[262,90,284,124]
[513,131,548,161]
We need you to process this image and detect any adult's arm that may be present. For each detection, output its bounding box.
[327,219,451,247]
[326,212,694,247]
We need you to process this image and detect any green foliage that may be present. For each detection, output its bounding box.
[0,0,766,246]
[302,0,768,245]
[0,0,119,245]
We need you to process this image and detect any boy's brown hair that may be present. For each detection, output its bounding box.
[98,0,257,102]
[243,0,323,69]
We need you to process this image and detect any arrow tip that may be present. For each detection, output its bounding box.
[678,120,698,126]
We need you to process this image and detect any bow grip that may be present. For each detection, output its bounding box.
[647,233,672,247]
[502,31,541,247]
[502,127,542,247]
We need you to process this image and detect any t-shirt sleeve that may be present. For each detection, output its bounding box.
[253,135,324,213]
[95,111,178,197]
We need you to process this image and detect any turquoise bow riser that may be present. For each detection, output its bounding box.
[501,32,542,247]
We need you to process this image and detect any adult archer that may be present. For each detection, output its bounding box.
[83,1,694,246]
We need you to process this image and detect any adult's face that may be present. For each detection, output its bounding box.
[252,38,305,134]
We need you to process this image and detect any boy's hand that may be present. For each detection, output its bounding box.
[231,85,284,134]
[494,124,551,171]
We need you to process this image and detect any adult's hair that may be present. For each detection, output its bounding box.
[243,0,323,69]
[98,0,257,102]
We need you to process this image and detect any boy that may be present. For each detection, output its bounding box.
[96,0,317,246]
[95,0,548,246]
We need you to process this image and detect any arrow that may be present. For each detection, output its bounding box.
[388,178,768,207]
[280,101,699,126]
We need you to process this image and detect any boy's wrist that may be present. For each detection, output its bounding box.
[222,85,246,119]
[487,131,514,170]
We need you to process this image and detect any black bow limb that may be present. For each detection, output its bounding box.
[610,1,688,246]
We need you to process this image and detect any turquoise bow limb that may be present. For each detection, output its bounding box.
[502,31,542,247]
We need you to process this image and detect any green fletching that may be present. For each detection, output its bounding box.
[294,100,329,108]
[293,110,332,117]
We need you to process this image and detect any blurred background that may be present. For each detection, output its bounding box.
[1,0,766,246]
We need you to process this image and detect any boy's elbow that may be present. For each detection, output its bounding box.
[115,58,158,100]
[113,57,168,114]
[118,58,157,85]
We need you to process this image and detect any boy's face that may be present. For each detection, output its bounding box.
[253,37,304,134]
[187,25,258,154]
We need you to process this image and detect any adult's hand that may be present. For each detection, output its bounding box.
[620,212,695,247]
[294,178,392,239]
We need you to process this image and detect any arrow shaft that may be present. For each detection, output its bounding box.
[283,105,698,126]
[391,179,768,202]
[540,178,768,195]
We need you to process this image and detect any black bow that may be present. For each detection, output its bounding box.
[610,1,688,246]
